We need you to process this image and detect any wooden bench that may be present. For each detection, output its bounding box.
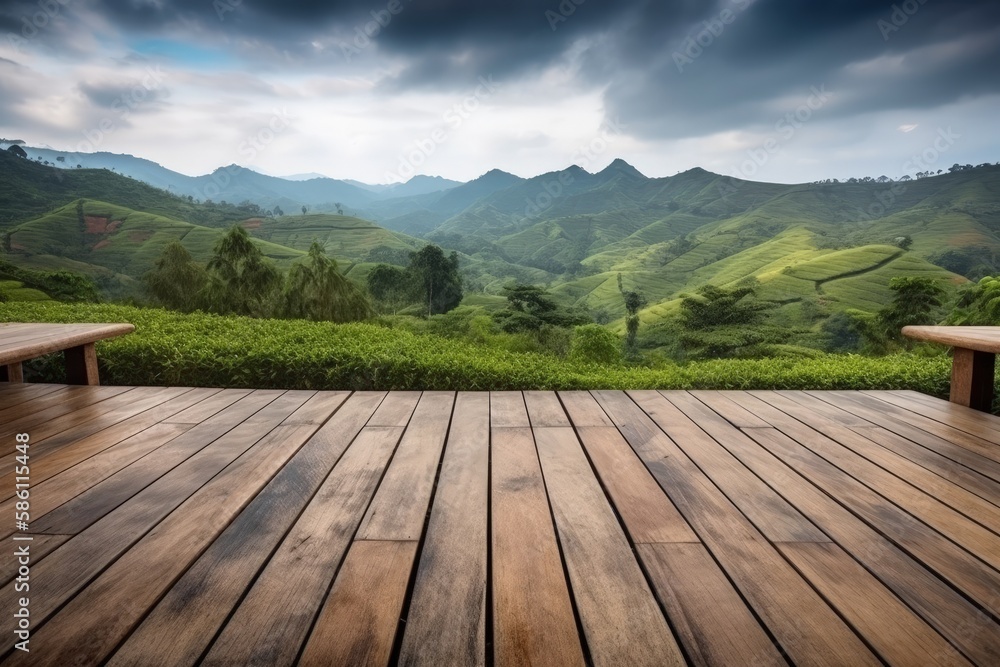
[902,325,1000,411]
[0,323,135,386]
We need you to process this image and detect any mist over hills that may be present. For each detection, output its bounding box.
[3,144,999,349]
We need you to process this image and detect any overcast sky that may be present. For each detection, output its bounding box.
[1,0,998,184]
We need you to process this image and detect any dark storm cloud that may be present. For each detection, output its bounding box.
[3,0,998,143]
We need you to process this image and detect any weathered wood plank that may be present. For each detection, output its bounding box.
[107,392,387,667]
[398,392,489,667]
[300,540,418,667]
[15,394,338,666]
[621,391,827,543]
[490,391,530,427]
[636,543,786,667]
[864,389,1000,444]
[683,401,1000,664]
[534,426,686,666]
[0,390,307,661]
[491,427,585,667]
[596,391,878,666]
[778,541,973,667]
[356,391,455,540]
[524,390,572,427]
[201,422,411,665]
[0,385,132,441]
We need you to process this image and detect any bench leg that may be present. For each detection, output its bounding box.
[950,347,994,412]
[65,343,100,386]
[1,363,24,383]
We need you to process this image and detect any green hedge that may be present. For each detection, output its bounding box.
[0,303,953,393]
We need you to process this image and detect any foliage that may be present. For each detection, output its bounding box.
[203,225,282,317]
[0,259,99,302]
[856,276,946,353]
[680,280,770,329]
[281,242,373,323]
[945,275,1000,325]
[618,273,647,358]
[677,280,787,358]
[143,242,207,312]
[0,302,954,396]
[569,324,623,365]
[492,283,590,333]
[366,264,412,314]
[409,245,463,315]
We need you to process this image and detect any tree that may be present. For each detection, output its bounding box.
[144,242,207,312]
[203,226,281,316]
[945,276,1000,325]
[618,273,647,357]
[856,277,945,352]
[335,202,344,215]
[677,280,786,358]
[6,145,27,158]
[408,245,463,315]
[301,205,307,215]
[366,263,413,314]
[281,242,372,322]
[273,205,283,216]
[569,324,622,365]
[492,283,589,333]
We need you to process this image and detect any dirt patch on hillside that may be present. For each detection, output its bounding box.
[85,216,109,233]
[242,218,264,230]
[128,231,153,243]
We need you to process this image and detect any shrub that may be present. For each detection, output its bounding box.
[569,324,623,365]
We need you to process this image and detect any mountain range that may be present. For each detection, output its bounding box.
[3,144,999,350]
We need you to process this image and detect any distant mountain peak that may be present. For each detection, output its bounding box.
[599,158,645,178]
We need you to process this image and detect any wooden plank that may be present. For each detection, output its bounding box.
[751,391,1000,522]
[636,543,786,667]
[0,385,132,441]
[534,426,686,665]
[678,393,1000,663]
[490,390,530,427]
[200,424,407,666]
[736,392,1000,568]
[865,390,1000,444]
[0,421,194,543]
[162,387,251,424]
[399,392,489,667]
[902,325,1000,353]
[778,542,974,667]
[559,390,615,426]
[0,534,70,587]
[524,390,571,426]
[367,390,421,426]
[0,387,235,499]
[356,392,455,540]
[0,389,305,657]
[617,391,827,543]
[0,382,63,409]
[64,342,100,385]
[491,427,585,667]
[27,390,288,535]
[107,392,387,667]
[560,391,696,544]
[19,393,339,666]
[0,323,134,365]
[736,422,1000,623]
[596,391,879,666]
[300,540,418,667]
[816,390,1000,465]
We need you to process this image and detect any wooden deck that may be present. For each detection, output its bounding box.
[2,385,1000,666]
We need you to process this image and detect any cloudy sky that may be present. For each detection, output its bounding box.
[1,0,998,184]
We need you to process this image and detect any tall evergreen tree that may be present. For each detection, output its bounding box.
[282,242,373,322]
[144,242,207,311]
[618,273,647,357]
[204,225,281,317]
[408,245,463,315]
